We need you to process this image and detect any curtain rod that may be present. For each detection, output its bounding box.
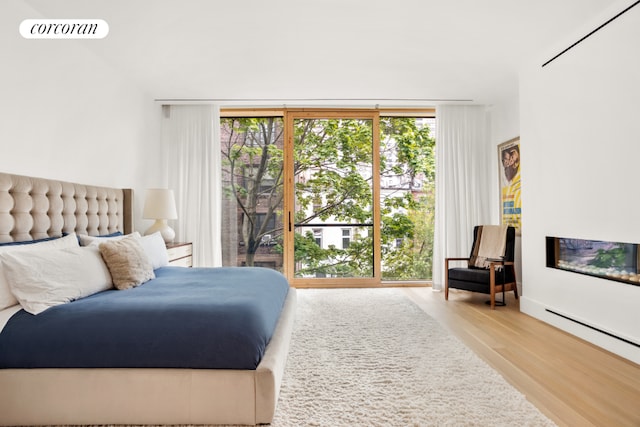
[154,98,473,103]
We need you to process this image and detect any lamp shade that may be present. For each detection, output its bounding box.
[143,189,177,220]
[143,189,177,243]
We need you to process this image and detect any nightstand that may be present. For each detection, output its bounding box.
[166,242,193,267]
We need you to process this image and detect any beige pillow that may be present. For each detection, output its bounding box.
[99,236,155,290]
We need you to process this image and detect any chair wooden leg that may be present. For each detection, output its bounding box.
[489,266,496,310]
[444,260,449,300]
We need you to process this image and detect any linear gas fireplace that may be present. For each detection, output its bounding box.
[546,236,640,286]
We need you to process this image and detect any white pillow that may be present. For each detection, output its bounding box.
[138,232,169,269]
[0,245,112,315]
[78,231,141,247]
[0,233,80,310]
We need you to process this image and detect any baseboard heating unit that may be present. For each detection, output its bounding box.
[545,308,640,349]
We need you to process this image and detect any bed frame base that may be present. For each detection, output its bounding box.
[0,289,296,426]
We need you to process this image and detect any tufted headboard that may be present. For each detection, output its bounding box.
[0,172,133,243]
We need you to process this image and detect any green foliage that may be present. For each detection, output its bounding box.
[294,119,373,225]
[381,192,435,280]
[293,231,370,277]
[589,245,628,268]
[380,117,435,185]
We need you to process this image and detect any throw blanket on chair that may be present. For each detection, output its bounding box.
[469,225,508,269]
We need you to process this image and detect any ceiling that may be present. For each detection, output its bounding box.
[22,0,621,107]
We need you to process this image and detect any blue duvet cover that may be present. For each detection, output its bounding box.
[0,267,290,370]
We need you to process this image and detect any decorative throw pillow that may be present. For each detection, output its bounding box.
[0,245,112,315]
[0,233,80,310]
[99,236,155,290]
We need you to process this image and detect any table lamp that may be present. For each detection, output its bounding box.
[142,188,178,243]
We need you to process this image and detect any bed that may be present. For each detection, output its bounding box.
[0,171,296,426]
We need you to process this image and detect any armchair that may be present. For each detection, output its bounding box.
[444,225,518,309]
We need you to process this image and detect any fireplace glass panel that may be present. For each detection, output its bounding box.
[546,236,640,286]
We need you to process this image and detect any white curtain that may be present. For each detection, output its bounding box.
[432,105,492,290]
[162,104,222,267]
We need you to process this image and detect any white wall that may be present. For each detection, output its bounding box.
[0,1,162,232]
[489,93,522,289]
[519,3,640,364]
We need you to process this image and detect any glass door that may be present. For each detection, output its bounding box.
[284,111,381,286]
[220,116,285,271]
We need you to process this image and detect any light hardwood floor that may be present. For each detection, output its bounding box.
[402,287,640,427]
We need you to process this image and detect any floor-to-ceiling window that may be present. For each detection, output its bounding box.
[220,109,435,286]
[220,115,285,270]
[378,116,436,281]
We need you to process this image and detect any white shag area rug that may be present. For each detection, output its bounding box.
[271,288,556,427]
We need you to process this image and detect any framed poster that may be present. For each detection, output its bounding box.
[498,137,521,233]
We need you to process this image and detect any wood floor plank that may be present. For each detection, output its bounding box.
[402,287,640,427]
